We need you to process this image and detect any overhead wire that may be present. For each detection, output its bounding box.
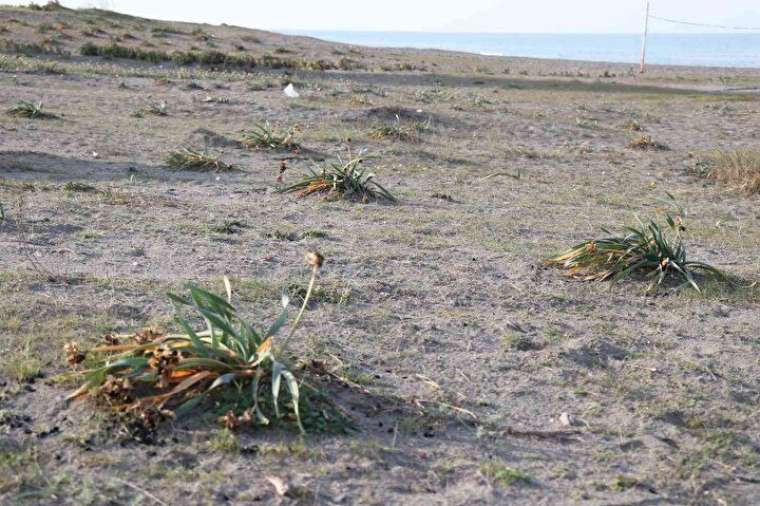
[648,14,760,32]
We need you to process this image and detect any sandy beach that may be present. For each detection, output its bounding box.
[2,4,760,505]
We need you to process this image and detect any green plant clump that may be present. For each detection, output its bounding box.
[241,121,298,150]
[481,461,533,488]
[545,195,723,292]
[133,101,167,117]
[64,253,336,433]
[370,114,427,142]
[6,100,56,119]
[279,156,396,203]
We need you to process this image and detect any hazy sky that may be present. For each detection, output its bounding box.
[4,1,760,33]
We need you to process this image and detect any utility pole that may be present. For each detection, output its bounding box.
[640,0,650,73]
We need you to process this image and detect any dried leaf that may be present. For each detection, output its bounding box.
[265,476,289,496]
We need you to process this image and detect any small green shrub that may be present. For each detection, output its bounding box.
[208,428,239,452]
[80,42,168,64]
[264,229,328,242]
[612,475,640,491]
[27,1,63,11]
[6,101,56,119]
[62,182,96,192]
[279,156,396,203]
[481,461,532,487]
[133,101,167,117]
[241,121,298,151]
[211,220,245,235]
[370,114,428,142]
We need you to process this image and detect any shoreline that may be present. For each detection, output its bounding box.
[282,29,760,70]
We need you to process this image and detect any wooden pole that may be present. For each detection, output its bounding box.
[640,0,650,73]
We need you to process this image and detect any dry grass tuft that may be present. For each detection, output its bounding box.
[708,149,760,194]
[165,148,234,171]
[628,135,668,151]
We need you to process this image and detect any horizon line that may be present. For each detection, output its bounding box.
[279,29,756,36]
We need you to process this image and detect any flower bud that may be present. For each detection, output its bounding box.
[305,251,324,269]
[64,342,86,366]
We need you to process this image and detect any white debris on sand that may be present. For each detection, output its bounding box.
[283,83,299,98]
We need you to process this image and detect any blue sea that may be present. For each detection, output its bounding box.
[285,31,760,69]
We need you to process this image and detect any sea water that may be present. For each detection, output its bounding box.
[285,31,760,68]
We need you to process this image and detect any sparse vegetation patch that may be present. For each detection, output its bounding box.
[62,181,96,192]
[481,461,533,488]
[78,41,341,70]
[80,41,168,63]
